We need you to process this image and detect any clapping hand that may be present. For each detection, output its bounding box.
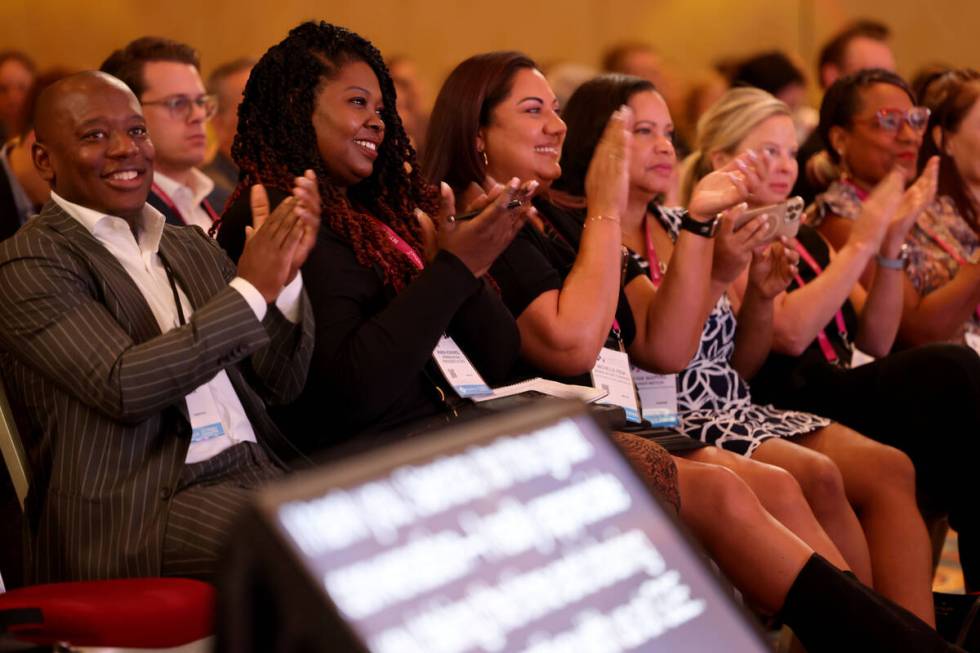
[689,149,771,218]
[748,238,800,299]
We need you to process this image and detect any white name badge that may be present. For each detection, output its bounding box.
[185,384,226,443]
[631,366,680,427]
[591,347,641,423]
[850,348,875,368]
[965,332,980,357]
[432,335,493,398]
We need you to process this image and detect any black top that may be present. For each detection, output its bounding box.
[489,199,642,386]
[218,189,521,452]
[0,160,21,243]
[751,224,860,403]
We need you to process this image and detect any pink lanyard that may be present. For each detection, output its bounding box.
[840,177,870,202]
[916,221,980,321]
[374,219,425,270]
[793,240,851,365]
[642,214,664,288]
[151,183,219,226]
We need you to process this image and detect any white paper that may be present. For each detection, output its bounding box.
[471,378,608,404]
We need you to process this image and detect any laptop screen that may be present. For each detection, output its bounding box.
[260,401,768,652]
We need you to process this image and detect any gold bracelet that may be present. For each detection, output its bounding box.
[586,214,620,225]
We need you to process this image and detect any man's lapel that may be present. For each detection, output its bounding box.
[41,202,162,343]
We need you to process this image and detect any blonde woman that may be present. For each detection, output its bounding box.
[675,86,939,621]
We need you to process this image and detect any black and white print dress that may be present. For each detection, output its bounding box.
[643,207,831,456]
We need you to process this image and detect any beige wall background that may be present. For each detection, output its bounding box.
[2,0,977,101]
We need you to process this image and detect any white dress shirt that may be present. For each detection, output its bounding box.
[50,191,303,464]
[153,168,216,232]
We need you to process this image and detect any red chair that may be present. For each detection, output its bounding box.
[0,577,214,649]
[0,380,214,651]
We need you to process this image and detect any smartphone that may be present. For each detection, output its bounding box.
[731,196,804,240]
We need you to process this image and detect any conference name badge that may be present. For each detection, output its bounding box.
[631,366,680,427]
[185,384,226,443]
[591,347,641,423]
[432,335,493,398]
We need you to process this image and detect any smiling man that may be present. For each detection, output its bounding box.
[101,38,225,232]
[0,71,318,582]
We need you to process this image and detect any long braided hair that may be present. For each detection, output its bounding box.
[230,21,439,290]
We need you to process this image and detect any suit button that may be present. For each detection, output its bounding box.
[159,486,172,500]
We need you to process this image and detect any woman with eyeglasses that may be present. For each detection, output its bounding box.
[898,69,980,350]
[809,69,932,285]
[700,70,980,594]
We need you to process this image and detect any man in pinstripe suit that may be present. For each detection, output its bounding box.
[0,71,319,582]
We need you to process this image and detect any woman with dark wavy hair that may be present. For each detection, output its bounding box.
[900,68,980,347]
[422,53,968,652]
[216,22,527,452]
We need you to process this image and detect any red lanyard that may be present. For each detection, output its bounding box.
[642,214,664,288]
[916,220,980,321]
[151,182,219,226]
[374,219,425,270]
[793,240,851,365]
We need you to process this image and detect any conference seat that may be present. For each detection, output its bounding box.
[0,376,214,651]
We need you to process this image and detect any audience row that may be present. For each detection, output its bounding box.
[0,16,979,652]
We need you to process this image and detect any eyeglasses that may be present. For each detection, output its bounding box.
[855,106,931,133]
[141,94,218,121]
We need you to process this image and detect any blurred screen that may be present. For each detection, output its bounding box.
[274,407,767,653]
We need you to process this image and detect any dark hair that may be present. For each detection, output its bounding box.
[601,42,656,74]
[0,50,36,74]
[817,67,913,164]
[911,63,953,103]
[817,19,890,87]
[731,51,805,96]
[919,68,980,230]
[231,21,437,292]
[422,51,537,195]
[99,37,200,98]
[22,68,76,136]
[552,74,655,197]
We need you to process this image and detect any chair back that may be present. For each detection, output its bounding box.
[0,378,28,511]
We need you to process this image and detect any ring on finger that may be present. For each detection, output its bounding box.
[447,215,456,224]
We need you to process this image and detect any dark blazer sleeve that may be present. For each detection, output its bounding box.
[0,229,273,424]
[302,230,484,426]
[248,297,314,406]
[447,280,520,385]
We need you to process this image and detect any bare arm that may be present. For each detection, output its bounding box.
[515,107,632,376]
[628,152,772,372]
[731,241,798,378]
[899,261,980,345]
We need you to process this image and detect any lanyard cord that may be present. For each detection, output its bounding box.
[792,240,851,365]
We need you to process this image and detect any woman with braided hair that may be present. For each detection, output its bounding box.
[216,21,529,452]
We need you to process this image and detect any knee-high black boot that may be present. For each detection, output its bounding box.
[779,554,964,653]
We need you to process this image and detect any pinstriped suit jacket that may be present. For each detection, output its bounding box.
[0,201,314,582]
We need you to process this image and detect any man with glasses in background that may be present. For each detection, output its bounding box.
[101,38,223,232]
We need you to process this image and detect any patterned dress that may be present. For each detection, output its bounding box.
[641,207,831,456]
[811,181,980,346]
